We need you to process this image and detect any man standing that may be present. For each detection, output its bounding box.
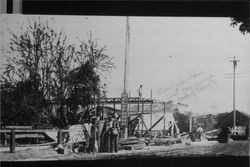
[196,124,204,141]
[168,121,173,136]
[102,83,108,98]
[99,117,110,152]
[137,85,143,98]
[103,115,113,152]
[89,116,98,153]
[110,114,120,153]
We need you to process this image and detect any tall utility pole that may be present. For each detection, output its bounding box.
[124,16,130,94]
[121,16,130,139]
[229,56,240,131]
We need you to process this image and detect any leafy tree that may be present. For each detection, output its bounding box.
[65,61,100,124]
[1,79,47,126]
[1,18,114,128]
[173,109,189,133]
[1,18,73,127]
[230,17,250,35]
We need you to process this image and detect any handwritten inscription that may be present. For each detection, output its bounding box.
[156,71,217,101]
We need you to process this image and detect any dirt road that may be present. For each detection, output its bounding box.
[0,140,249,161]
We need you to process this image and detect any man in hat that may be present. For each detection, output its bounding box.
[110,113,120,153]
[168,121,173,136]
[104,115,113,152]
[101,115,113,152]
[196,124,203,141]
[137,85,143,98]
[102,83,108,98]
[89,116,98,153]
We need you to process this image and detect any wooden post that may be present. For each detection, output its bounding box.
[150,102,153,127]
[94,94,96,115]
[113,98,115,109]
[3,132,7,146]
[57,129,62,145]
[129,91,131,112]
[142,103,144,134]
[163,102,166,132]
[189,117,192,132]
[145,115,164,135]
[138,97,140,136]
[138,97,140,113]
[102,99,105,120]
[150,89,153,127]
[10,129,15,153]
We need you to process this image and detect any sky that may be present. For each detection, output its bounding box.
[1,14,250,115]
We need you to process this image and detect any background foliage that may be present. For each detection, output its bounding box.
[1,18,114,128]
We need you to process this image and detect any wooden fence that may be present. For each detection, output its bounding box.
[0,129,69,153]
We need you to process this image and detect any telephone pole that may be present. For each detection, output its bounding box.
[229,56,240,131]
[121,16,130,139]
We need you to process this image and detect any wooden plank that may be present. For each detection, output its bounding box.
[144,115,164,135]
[0,129,69,133]
[150,102,153,127]
[5,126,33,129]
[128,115,140,124]
[5,133,45,139]
[10,130,15,153]
[141,103,144,132]
[164,102,166,131]
[16,141,57,147]
[141,117,153,137]
[4,133,7,146]
[130,112,151,116]
[57,129,62,145]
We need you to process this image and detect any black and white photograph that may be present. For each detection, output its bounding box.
[0,0,249,165]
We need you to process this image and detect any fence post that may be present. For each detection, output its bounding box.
[189,117,193,132]
[3,132,7,146]
[57,129,62,145]
[163,102,166,132]
[113,98,115,109]
[10,129,15,153]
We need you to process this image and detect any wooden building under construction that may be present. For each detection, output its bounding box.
[93,97,189,138]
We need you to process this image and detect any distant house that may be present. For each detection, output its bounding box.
[216,110,249,128]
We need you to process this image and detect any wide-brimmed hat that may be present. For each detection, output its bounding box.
[114,113,119,118]
[91,116,97,120]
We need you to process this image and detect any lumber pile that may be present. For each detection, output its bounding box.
[150,137,182,146]
[121,143,146,150]
[119,137,147,150]
[119,136,182,150]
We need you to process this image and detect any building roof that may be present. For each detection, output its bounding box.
[217,110,250,127]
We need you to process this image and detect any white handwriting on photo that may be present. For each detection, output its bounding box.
[156,71,217,101]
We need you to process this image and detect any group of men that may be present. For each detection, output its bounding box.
[88,84,144,153]
[88,113,120,153]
